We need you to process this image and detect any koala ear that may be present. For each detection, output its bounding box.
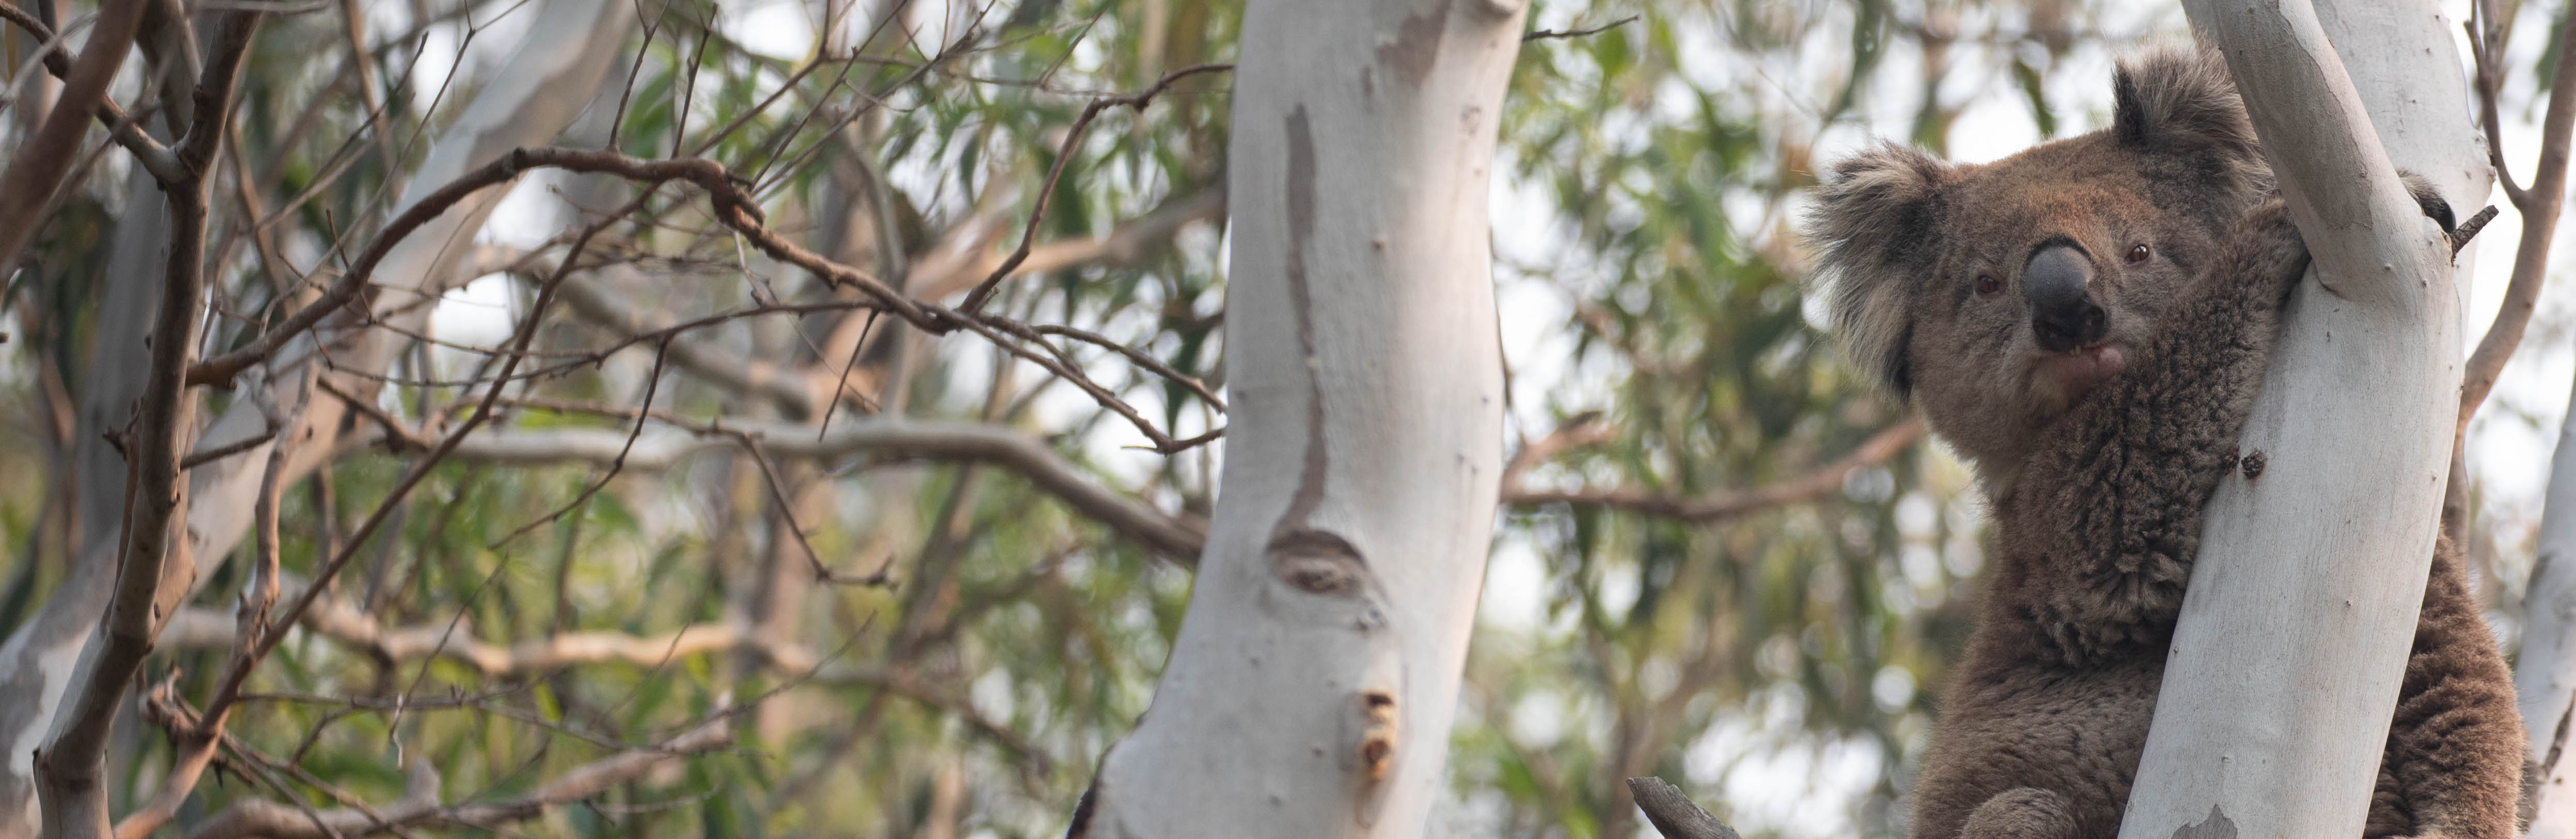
[2112,48,2259,162]
[1805,143,1953,400]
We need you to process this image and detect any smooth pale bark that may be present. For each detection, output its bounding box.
[2525,379,2576,838]
[1076,0,1520,836]
[2117,1,2481,837]
[0,2,635,831]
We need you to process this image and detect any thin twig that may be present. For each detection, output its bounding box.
[1525,14,1638,41]
[954,62,1234,314]
[178,714,736,839]
[2460,0,2576,430]
[1503,418,1925,522]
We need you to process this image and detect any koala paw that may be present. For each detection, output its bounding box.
[2397,169,2457,234]
[1961,787,2078,839]
[2233,199,2311,300]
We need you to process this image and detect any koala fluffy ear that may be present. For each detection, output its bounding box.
[2112,48,2259,162]
[1805,143,1953,400]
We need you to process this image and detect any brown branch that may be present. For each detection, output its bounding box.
[1624,777,1741,839]
[192,147,1215,455]
[1032,322,1225,410]
[740,436,887,586]
[425,418,1209,561]
[1501,411,1610,491]
[34,13,257,835]
[2461,0,2576,429]
[2470,0,2529,207]
[158,593,1041,764]
[317,377,432,450]
[1526,14,1638,41]
[558,187,1222,420]
[176,422,276,469]
[0,0,186,182]
[1502,418,1926,522]
[954,63,1235,314]
[2454,204,2502,256]
[225,184,632,773]
[176,715,733,839]
[556,267,825,417]
[186,148,899,388]
[0,0,151,278]
[112,387,293,839]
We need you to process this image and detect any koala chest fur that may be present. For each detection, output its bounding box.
[1806,50,2526,839]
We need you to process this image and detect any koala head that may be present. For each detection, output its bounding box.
[1806,49,2272,476]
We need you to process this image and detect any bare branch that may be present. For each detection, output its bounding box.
[1623,777,1741,839]
[111,381,296,839]
[556,266,825,416]
[2460,0,2576,428]
[158,587,1042,764]
[177,715,732,839]
[1502,418,1925,522]
[194,146,1216,453]
[0,0,186,182]
[556,186,1220,420]
[1525,14,1638,41]
[35,15,260,835]
[423,417,1207,560]
[954,64,1234,314]
[1500,410,1608,492]
[0,0,150,276]
[2469,0,2529,207]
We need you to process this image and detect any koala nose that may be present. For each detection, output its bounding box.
[2024,245,2107,353]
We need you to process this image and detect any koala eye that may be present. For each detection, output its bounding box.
[2126,244,2151,264]
[1975,274,2001,296]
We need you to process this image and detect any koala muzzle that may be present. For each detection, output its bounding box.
[2024,245,2107,353]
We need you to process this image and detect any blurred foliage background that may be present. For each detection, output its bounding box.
[0,0,2568,837]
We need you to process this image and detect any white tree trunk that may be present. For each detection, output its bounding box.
[2524,379,2576,837]
[1075,0,1520,835]
[2117,1,2483,836]
[0,2,634,830]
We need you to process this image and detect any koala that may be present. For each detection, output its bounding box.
[1806,50,2526,839]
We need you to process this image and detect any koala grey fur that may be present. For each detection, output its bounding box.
[1805,49,2525,839]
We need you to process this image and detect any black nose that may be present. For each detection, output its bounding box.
[2024,245,2106,353]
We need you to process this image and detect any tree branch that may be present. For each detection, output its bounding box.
[2469,0,2529,207]
[1624,777,1741,839]
[34,14,257,836]
[0,0,186,182]
[411,417,1207,560]
[177,714,731,839]
[552,190,1224,421]
[2459,0,2576,429]
[954,64,1234,314]
[111,382,296,839]
[1525,15,1638,41]
[157,587,1043,765]
[556,266,824,416]
[190,146,1214,453]
[1502,418,1925,522]
[0,0,150,277]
